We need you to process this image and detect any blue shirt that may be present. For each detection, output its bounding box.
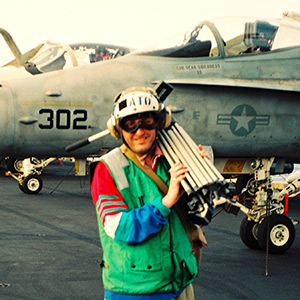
[104,288,184,299]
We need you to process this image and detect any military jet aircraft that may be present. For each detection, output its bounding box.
[1,11,300,254]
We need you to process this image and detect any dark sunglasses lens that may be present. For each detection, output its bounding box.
[141,119,157,130]
[123,123,139,133]
[121,113,158,132]
[120,118,139,132]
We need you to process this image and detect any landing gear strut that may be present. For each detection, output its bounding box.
[7,157,57,194]
[236,158,297,254]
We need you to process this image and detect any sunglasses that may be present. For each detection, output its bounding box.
[120,112,159,133]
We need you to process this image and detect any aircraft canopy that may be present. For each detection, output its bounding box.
[136,11,300,58]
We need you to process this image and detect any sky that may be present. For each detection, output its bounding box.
[0,0,299,65]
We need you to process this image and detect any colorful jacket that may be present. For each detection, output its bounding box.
[91,147,198,297]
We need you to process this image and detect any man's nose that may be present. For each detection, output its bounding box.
[134,126,146,135]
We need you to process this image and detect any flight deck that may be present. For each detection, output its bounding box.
[0,162,299,300]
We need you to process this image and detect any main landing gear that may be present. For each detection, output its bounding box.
[239,214,295,254]
[236,158,298,254]
[7,157,57,194]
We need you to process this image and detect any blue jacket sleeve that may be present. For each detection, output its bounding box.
[114,197,171,244]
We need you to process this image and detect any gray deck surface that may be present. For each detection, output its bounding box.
[1,162,299,299]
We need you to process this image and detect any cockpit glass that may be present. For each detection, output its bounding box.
[183,24,218,57]
[212,17,280,56]
[135,12,300,58]
[30,46,64,66]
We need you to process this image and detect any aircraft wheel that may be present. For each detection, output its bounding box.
[14,159,23,172]
[239,216,261,249]
[22,174,43,194]
[257,214,295,254]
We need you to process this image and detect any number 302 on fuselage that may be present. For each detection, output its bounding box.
[38,108,87,130]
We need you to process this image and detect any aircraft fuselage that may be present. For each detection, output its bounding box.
[0,47,300,162]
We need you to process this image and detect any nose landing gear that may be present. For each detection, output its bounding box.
[7,157,57,194]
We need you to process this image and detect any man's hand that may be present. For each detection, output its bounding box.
[198,144,210,160]
[161,145,210,209]
[162,162,187,208]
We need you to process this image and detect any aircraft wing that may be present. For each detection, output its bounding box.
[164,78,300,92]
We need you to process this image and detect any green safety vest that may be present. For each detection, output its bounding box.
[97,147,198,295]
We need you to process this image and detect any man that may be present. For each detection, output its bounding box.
[91,85,207,299]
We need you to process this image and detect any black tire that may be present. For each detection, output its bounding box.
[22,174,43,194]
[18,182,24,192]
[239,216,261,249]
[257,214,295,254]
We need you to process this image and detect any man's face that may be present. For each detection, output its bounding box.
[122,127,156,157]
[120,112,158,156]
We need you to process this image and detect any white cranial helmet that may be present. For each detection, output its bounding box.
[107,82,173,139]
[113,87,162,120]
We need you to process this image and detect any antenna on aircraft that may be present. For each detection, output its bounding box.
[65,129,110,152]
